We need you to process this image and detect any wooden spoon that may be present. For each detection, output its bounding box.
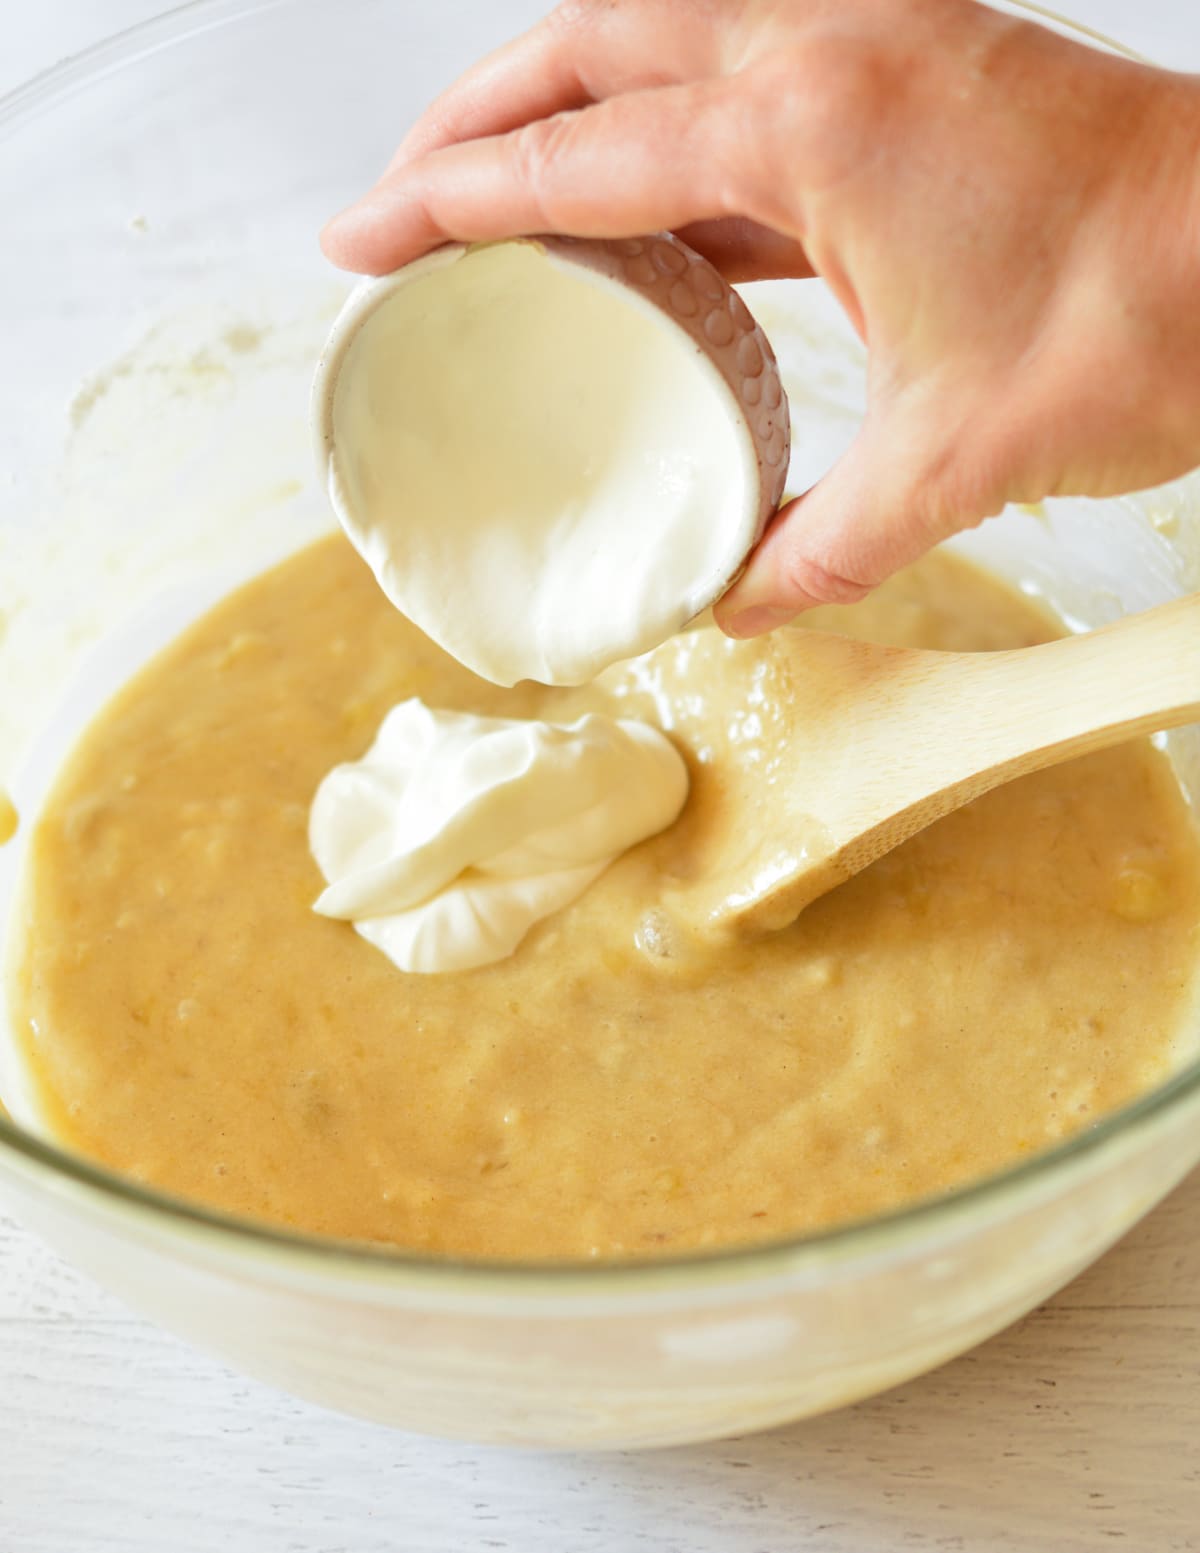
[675,592,1200,937]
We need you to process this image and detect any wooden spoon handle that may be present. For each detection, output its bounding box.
[927,590,1200,789]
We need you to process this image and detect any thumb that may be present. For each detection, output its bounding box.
[713,416,968,638]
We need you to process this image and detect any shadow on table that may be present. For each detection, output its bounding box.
[599,1169,1200,1551]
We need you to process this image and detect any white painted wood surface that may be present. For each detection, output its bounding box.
[4,4,1200,1550]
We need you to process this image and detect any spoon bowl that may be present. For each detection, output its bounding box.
[685,591,1200,935]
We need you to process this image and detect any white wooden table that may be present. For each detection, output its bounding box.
[4,5,1200,1549]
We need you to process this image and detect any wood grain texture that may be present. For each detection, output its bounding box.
[5,3,1200,1550]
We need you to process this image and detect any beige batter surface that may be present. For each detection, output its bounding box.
[7,537,1200,1257]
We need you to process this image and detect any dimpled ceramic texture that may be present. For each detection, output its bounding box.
[541,231,791,557]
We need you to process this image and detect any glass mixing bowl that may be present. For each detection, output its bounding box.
[1,0,1199,1450]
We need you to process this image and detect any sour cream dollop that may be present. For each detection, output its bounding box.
[309,700,689,973]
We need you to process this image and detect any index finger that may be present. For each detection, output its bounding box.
[322,79,753,275]
[386,0,726,173]
[388,11,593,173]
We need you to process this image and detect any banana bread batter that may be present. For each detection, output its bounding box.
[7,536,1200,1257]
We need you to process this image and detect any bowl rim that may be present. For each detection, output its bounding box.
[1,0,1192,1297]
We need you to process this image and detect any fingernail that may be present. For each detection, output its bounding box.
[720,605,795,639]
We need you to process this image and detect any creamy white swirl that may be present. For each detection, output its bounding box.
[310,700,689,973]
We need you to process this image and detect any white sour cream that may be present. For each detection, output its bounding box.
[317,241,755,687]
[309,700,688,973]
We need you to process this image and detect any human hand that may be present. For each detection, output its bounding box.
[322,0,1200,637]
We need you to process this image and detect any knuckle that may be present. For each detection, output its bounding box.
[910,409,1027,532]
[777,547,875,608]
[509,113,578,214]
[548,0,618,40]
[548,0,592,28]
[756,35,897,190]
[704,77,776,217]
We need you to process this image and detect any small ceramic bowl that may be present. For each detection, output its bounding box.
[312,232,791,685]
[524,231,792,533]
